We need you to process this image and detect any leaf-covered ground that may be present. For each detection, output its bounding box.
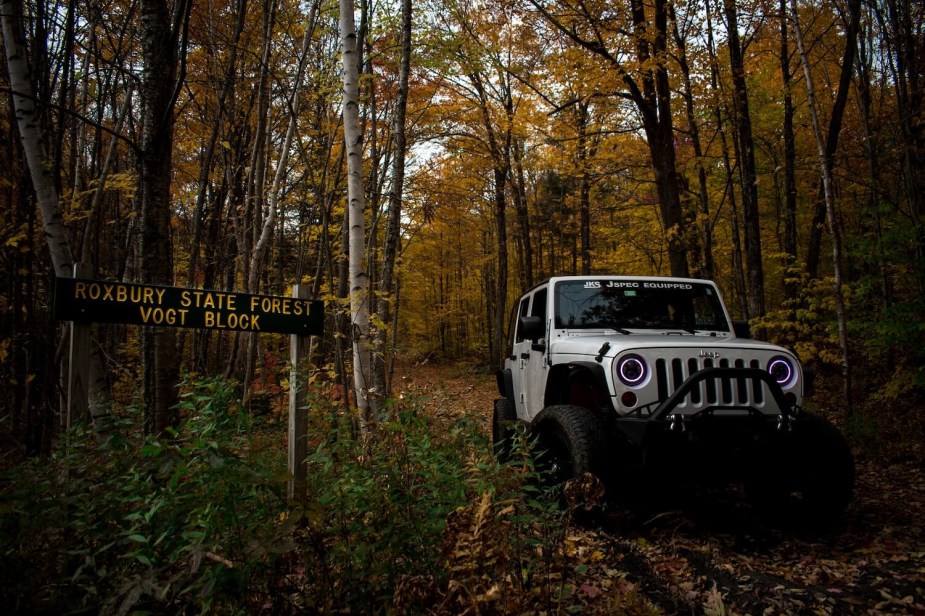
[399,362,925,615]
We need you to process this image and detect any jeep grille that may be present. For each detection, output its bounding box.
[654,357,765,409]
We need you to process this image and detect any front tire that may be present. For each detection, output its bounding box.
[532,405,605,484]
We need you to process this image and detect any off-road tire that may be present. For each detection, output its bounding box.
[749,413,854,524]
[492,398,518,462]
[532,405,605,484]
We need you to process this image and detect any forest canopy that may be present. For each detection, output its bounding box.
[1,0,923,453]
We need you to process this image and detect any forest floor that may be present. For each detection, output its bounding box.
[396,361,925,615]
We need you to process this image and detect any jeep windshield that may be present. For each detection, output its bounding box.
[554,280,730,333]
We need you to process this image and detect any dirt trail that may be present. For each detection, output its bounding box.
[398,361,925,615]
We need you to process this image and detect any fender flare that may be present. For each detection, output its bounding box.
[496,369,515,406]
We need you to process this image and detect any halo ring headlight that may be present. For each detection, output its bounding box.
[617,354,648,387]
[767,356,796,387]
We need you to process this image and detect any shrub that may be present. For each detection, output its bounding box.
[0,376,603,614]
[0,375,290,615]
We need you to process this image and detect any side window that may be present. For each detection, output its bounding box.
[513,296,530,343]
[531,288,548,323]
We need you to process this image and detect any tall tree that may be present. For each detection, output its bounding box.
[243,1,319,403]
[779,0,799,294]
[2,0,115,436]
[722,0,765,318]
[880,0,925,289]
[373,0,413,401]
[138,0,188,435]
[339,0,376,431]
[804,0,862,280]
[468,68,513,367]
[2,0,74,452]
[1,0,73,278]
[671,1,715,279]
[529,0,690,277]
[790,0,854,417]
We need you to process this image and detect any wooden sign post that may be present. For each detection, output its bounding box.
[288,284,311,500]
[66,264,90,429]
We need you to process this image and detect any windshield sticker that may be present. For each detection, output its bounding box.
[584,280,694,290]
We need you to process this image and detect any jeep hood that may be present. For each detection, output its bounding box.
[549,333,793,358]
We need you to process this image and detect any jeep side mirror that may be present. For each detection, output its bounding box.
[519,315,544,342]
[732,319,750,339]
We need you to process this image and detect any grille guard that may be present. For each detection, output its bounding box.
[654,366,796,419]
[617,367,799,447]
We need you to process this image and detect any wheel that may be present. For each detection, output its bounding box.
[749,413,854,524]
[492,398,519,462]
[531,405,605,484]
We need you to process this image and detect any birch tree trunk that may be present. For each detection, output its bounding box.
[3,0,113,428]
[790,0,854,418]
[339,0,376,432]
[1,0,73,278]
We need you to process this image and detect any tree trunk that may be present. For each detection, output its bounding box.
[723,0,765,318]
[634,0,688,277]
[373,0,412,403]
[779,0,798,297]
[139,0,184,435]
[511,138,534,288]
[856,17,894,370]
[672,6,714,279]
[804,0,862,280]
[576,101,592,275]
[339,0,376,432]
[3,0,116,430]
[466,71,512,366]
[529,0,689,277]
[790,0,854,419]
[178,0,248,362]
[239,0,275,401]
[248,4,318,295]
[882,0,925,290]
[1,0,73,278]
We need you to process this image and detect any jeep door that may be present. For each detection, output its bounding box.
[510,287,548,421]
[508,295,531,418]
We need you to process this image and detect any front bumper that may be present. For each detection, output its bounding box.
[616,367,799,447]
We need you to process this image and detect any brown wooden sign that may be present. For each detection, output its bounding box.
[53,278,324,336]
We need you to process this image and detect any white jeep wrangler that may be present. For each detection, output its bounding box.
[494,276,854,519]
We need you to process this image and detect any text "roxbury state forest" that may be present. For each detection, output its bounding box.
[53,278,324,336]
